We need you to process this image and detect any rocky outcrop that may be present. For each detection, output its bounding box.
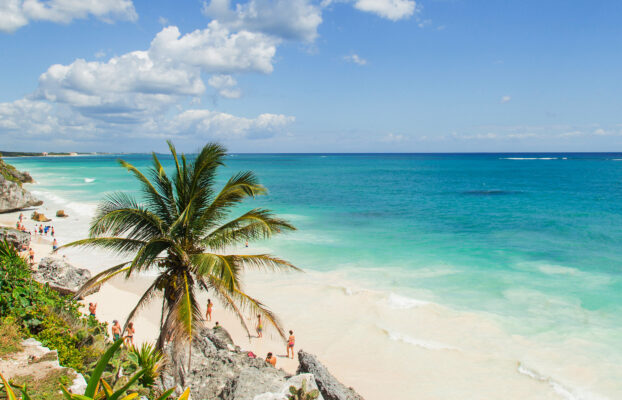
[297,351,365,400]
[31,211,51,222]
[33,256,97,297]
[254,373,324,400]
[0,337,86,395]
[56,210,69,217]
[0,174,42,213]
[0,227,30,249]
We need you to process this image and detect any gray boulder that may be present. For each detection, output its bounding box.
[0,174,42,213]
[0,227,30,249]
[159,327,288,400]
[33,256,96,297]
[297,351,365,400]
[254,373,324,400]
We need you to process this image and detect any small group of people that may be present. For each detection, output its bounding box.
[36,224,54,237]
[264,330,296,367]
[111,320,136,347]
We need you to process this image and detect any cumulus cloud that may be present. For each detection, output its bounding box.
[500,95,511,104]
[203,0,322,42]
[208,74,241,98]
[343,53,367,65]
[353,0,416,21]
[0,0,137,33]
[0,22,292,141]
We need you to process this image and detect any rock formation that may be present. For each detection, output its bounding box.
[56,210,69,217]
[158,327,348,400]
[297,351,365,400]
[0,174,42,213]
[33,256,97,297]
[0,227,30,250]
[0,337,86,395]
[31,211,51,222]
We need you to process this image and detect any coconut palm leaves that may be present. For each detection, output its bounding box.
[63,141,297,355]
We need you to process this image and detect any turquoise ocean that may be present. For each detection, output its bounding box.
[8,153,622,399]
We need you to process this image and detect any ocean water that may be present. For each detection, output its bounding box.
[7,153,622,399]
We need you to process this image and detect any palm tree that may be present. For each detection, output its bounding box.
[62,141,298,368]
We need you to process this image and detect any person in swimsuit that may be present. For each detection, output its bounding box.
[19,213,23,223]
[124,322,135,347]
[28,248,35,265]
[52,238,58,250]
[51,227,55,237]
[88,302,97,317]
[39,225,43,235]
[265,352,277,367]
[256,315,263,338]
[206,299,213,321]
[111,320,122,341]
[287,330,296,359]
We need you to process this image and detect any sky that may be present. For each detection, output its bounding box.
[0,0,621,153]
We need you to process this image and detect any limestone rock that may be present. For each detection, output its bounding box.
[33,256,97,297]
[254,373,325,400]
[297,351,365,400]
[0,174,42,213]
[56,210,69,217]
[0,227,30,250]
[31,211,51,222]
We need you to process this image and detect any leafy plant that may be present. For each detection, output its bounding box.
[287,379,320,400]
[63,141,299,369]
[0,373,31,400]
[127,343,165,388]
[0,240,23,265]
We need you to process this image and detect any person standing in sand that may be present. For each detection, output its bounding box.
[256,315,263,338]
[111,320,122,341]
[51,227,55,237]
[28,248,34,265]
[287,330,296,359]
[88,302,97,317]
[265,352,277,367]
[52,238,58,250]
[206,299,213,321]
[19,213,23,223]
[124,322,135,347]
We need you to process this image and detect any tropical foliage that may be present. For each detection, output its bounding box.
[64,141,298,361]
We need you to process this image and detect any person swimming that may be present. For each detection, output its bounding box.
[111,320,122,341]
[256,315,263,338]
[206,299,213,321]
[266,352,277,367]
[287,330,296,359]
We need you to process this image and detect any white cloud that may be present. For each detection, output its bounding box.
[343,53,367,65]
[500,95,511,104]
[353,0,416,21]
[158,16,168,25]
[203,0,322,42]
[0,0,137,33]
[0,22,292,141]
[208,74,241,98]
[381,132,407,142]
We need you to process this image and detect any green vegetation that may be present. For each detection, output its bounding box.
[64,141,299,366]
[0,158,23,186]
[287,379,320,400]
[0,240,107,372]
[10,369,73,400]
[0,318,23,357]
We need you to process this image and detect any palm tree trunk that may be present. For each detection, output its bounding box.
[160,298,165,330]
[188,339,192,371]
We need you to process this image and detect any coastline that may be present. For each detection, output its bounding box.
[2,179,621,399]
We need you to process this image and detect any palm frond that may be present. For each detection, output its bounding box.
[59,237,147,255]
[123,276,164,333]
[73,261,132,299]
[203,208,296,249]
[90,193,164,241]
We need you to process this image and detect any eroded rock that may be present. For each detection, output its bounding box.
[0,227,30,250]
[33,256,96,297]
[31,211,51,222]
[0,175,42,213]
[297,351,365,400]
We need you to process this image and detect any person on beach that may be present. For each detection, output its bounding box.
[39,225,43,235]
[16,221,20,229]
[88,302,97,317]
[287,330,295,359]
[256,315,263,338]
[52,238,58,250]
[124,322,135,347]
[19,213,23,223]
[214,321,220,329]
[111,320,122,341]
[28,248,34,265]
[245,240,249,248]
[51,227,55,237]
[206,299,213,321]
[265,352,277,367]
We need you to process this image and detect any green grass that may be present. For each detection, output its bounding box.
[11,368,74,400]
[0,318,23,357]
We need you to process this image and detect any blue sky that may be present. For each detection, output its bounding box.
[0,0,621,153]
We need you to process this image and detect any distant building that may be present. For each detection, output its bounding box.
[69,152,78,156]
[42,152,48,156]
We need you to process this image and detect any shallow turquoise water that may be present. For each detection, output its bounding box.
[8,153,622,348]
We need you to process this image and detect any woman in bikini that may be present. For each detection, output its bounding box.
[287,330,295,359]
[124,322,135,348]
[206,299,213,321]
[256,315,263,338]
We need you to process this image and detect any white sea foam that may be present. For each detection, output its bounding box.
[515,363,606,400]
[386,293,429,309]
[538,265,579,276]
[384,328,456,351]
[84,178,96,183]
